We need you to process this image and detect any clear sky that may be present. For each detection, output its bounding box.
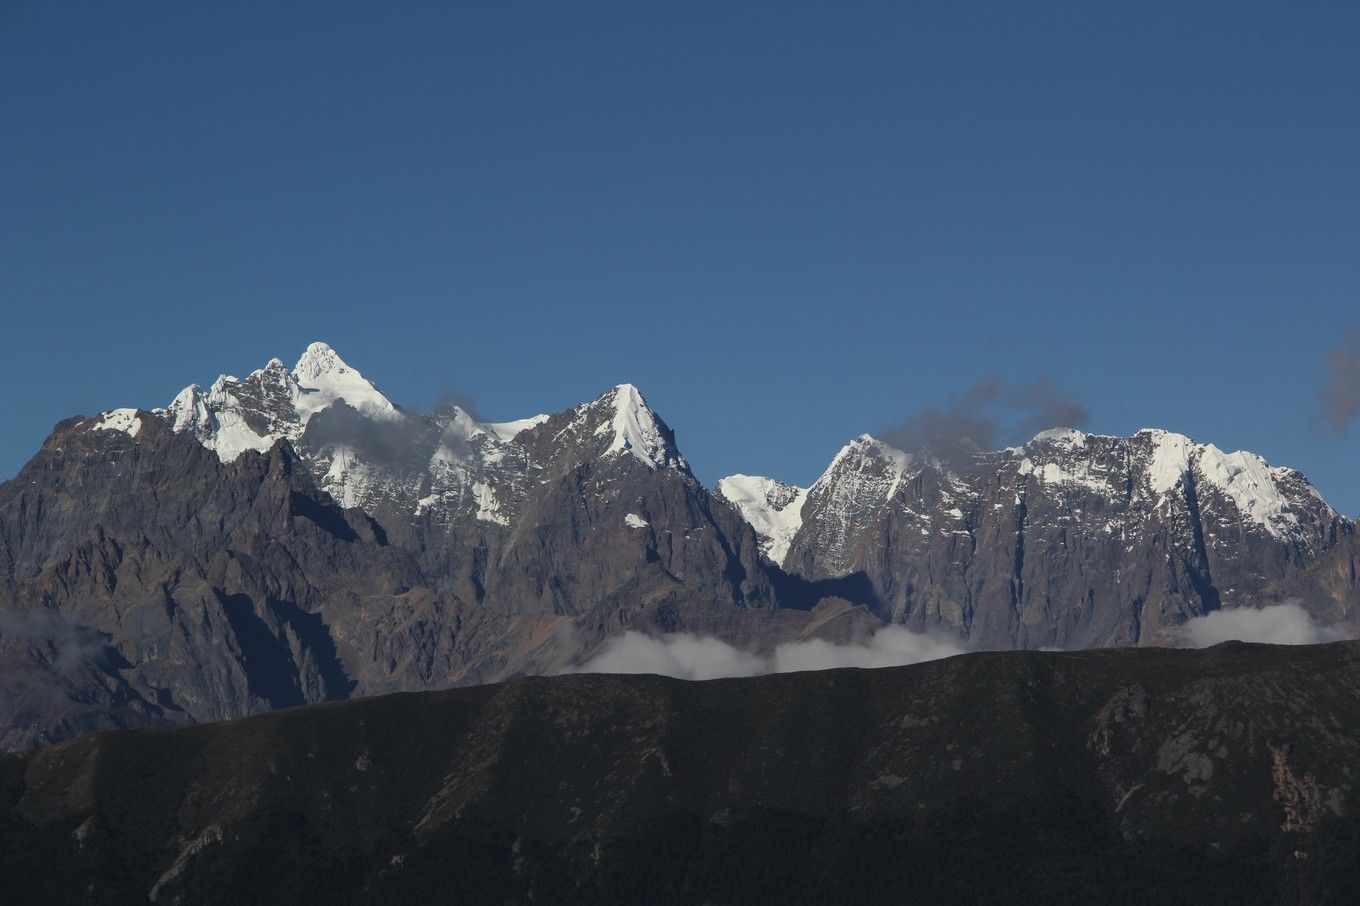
[2,2,1358,511]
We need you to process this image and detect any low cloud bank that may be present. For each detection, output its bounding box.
[773,627,965,672]
[566,626,965,681]
[1175,602,1348,648]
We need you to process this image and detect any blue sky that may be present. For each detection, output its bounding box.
[2,2,1358,510]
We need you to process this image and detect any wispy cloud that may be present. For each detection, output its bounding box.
[1321,326,1360,438]
[881,377,1089,469]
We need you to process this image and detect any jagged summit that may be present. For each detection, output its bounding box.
[719,433,914,571]
[293,340,344,376]
[85,345,693,530]
[147,341,399,463]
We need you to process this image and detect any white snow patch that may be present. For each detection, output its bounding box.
[91,408,142,438]
[472,481,510,525]
[1016,457,1112,495]
[1196,444,1297,536]
[486,414,549,442]
[1143,429,1194,495]
[1030,427,1089,446]
[624,513,649,529]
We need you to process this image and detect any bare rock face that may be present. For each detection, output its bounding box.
[4,642,1360,903]
[727,426,1357,649]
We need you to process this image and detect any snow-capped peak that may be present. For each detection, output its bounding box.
[1131,428,1336,536]
[716,474,808,567]
[820,435,914,497]
[291,342,398,423]
[292,340,345,379]
[154,341,399,462]
[598,383,685,470]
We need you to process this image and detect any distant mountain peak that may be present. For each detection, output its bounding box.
[150,341,400,464]
[600,383,684,470]
[716,474,807,566]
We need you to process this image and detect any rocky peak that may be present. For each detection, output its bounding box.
[771,435,916,577]
[999,426,1339,543]
[600,383,687,471]
[149,341,398,464]
[516,383,690,480]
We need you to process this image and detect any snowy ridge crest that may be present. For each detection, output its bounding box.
[1008,426,1336,539]
[151,342,398,463]
[80,343,1341,550]
[87,343,694,529]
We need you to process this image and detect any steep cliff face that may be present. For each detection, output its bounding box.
[4,642,1360,904]
[726,427,1356,649]
[0,415,409,749]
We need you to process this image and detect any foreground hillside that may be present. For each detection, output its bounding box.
[4,642,1360,904]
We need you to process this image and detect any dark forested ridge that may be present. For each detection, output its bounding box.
[4,641,1360,904]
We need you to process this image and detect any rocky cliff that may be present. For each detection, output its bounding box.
[724,427,1358,649]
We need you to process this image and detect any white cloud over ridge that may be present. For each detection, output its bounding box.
[566,604,1351,682]
[1175,602,1348,648]
[566,626,965,681]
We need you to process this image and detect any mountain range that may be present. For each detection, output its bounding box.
[0,342,1355,749]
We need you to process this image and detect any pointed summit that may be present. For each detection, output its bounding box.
[151,342,397,462]
[290,341,397,421]
[293,341,349,381]
[601,384,683,470]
